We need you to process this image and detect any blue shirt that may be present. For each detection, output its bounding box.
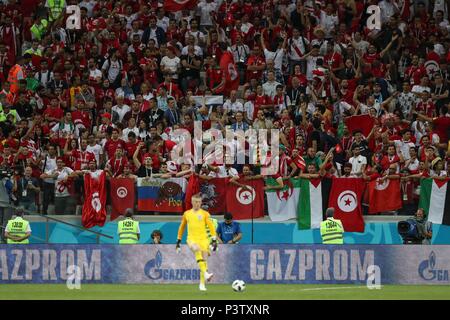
[217,221,241,243]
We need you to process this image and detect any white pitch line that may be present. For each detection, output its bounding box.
[300,286,379,291]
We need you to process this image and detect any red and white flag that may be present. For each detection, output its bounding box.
[368,178,402,214]
[226,178,265,220]
[110,178,135,221]
[219,51,240,95]
[164,0,198,12]
[344,114,375,138]
[328,178,366,232]
[82,171,107,228]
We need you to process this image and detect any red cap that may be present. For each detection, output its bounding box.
[102,112,111,120]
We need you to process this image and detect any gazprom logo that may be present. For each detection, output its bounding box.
[144,250,200,281]
[418,251,449,281]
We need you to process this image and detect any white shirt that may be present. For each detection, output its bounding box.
[35,70,54,87]
[244,101,255,121]
[352,39,370,54]
[349,155,367,175]
[306,55,323,80]
[197,0,217,26]
[51,122,74,135]
[157,16,170,32]
[50,167,74,197]
[412,85,431,94]
[185,30,205,45]
[262,80,282,98]
[89,68,102,80]
[288,37,309,60]
[320,11,338,37]
[42,155,57,184]
[78,0,96,17]
[379,0,398,23]
[394,139,415,160]
[101,58,122,83]
[208,166,239,178]
[86,143,103,164]
[264,48,285,71]
[406,158,420,172]
[223,100,244,113]
[182,45,203,57]
[122,127,140,141]
[160,56,180,78]
[112,104,131,122]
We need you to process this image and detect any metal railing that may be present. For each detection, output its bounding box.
[38,214,114,243]
[0,204,113,244]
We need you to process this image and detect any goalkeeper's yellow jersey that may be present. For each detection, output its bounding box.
[177,209,216,241]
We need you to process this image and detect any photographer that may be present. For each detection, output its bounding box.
[413,208,433,245]
[13,166,40,213]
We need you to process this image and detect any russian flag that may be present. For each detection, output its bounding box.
[137,178,187,213]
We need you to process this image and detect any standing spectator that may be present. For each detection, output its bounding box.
[40,157,77,215]
[13,166,40,212]
[348,144,367,177]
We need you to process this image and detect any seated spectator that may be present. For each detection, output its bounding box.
[216,213,242,244]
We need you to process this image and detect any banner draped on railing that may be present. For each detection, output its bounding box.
[137,177,187,213]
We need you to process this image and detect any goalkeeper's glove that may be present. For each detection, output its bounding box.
[211,238,218,252]
[176,239,181,253]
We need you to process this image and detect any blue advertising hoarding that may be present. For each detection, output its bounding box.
[0,245,449,285]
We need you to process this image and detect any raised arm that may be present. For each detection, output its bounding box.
[133,142,144,168]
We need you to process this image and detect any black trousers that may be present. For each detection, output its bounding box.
[42,182,55,215]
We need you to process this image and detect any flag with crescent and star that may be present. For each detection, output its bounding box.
[110,178,136,221]
[266,178,301,222]
[368,178,402,214]
[328,178,366,232]
[226,178,265,220]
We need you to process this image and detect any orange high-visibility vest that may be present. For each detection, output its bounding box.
[7,64,24,94]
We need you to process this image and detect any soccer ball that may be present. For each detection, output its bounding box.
[232,280,246,292]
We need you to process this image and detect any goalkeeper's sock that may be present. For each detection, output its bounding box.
[197,259,206,285]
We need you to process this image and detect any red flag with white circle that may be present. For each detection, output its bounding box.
[110,178,136,221]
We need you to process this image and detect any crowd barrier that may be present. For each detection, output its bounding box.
[27,221,450,244]
[0,245,449,284]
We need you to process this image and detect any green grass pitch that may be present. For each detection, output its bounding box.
[0,284,449,300]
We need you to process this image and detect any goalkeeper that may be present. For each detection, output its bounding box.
[176,193,217,291]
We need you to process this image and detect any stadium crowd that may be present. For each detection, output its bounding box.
[0,0,449,215]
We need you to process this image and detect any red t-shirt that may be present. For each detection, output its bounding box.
[71,110,91,130]
[71,149,96,170]
[125,141,139,159]
[104,138,126,160]
[432,116,450,142]
[43,107,64,121]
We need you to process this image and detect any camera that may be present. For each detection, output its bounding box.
[397,219,423,244]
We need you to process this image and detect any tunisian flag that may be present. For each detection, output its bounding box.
[82,171,107,228]
[219,51,240,96]
[110,178,135,221]
[164,0,198,12]
[184,174,200,210]
[226,178,265,220]
[328,178,366,232]
[368,178,402,214]
[344,114,375,138]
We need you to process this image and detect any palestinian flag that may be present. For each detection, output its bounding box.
[418,178,450,225]
[266,178,300,222]
[297,178,332,229]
